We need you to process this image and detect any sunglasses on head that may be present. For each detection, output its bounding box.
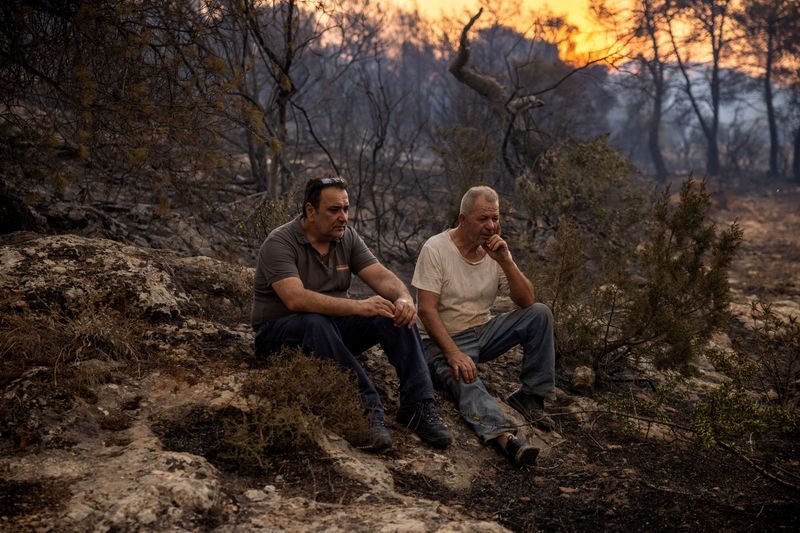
[313,176,346,188]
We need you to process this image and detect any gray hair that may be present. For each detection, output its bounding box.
[459,186,499,214]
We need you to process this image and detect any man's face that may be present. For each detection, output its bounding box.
[308,187,349,241]
[460,196,500,246]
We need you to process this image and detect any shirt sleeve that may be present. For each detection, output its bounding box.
[348,229,379,274]
[412,242,443,295]
[262,232,300,286]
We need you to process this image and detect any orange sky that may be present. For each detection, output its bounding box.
[393,0,617,59]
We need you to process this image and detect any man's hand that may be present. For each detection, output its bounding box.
[445,350,477,383]
[358,295,396,319]
[481,233,512,264]
[392,297,417,328]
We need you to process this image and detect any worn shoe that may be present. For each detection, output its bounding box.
[351,418,392,451]
[396,400,453,449]
[506,389,556,432]
[505,436,539,467]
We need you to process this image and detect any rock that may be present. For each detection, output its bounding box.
[572,366,595,396]
[0,233,520,531]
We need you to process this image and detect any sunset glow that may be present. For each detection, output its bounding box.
[392,0,617,60]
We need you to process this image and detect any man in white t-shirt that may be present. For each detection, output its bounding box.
[412,185,556,467]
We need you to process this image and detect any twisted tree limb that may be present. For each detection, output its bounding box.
[449,9,545,178]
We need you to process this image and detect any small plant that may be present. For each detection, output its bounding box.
[692,347,799,450]
[222,347,370,471]
[742,302,800,407]
[0,299,151,448]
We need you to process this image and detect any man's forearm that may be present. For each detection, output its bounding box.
[286,288,362,316]
[499,258,534,308]
[378,276,412,302]
[362,264,412,302]
[418,307,462,358]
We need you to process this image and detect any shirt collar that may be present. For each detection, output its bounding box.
[291,216,344,246]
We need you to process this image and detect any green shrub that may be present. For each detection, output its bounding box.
[741,302,800,407]
[525,177,742,377]
[693,347,799,449]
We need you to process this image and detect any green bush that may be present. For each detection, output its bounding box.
[524,176,742,377]
[693,346,799,449]
[742,302,800,407]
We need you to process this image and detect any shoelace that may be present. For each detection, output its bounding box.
[418,401,443,423]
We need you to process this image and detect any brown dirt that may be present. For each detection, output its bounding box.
[400,183,800,532]
[153,406,370,505]
[394,394,798,531]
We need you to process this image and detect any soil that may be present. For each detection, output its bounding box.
[2,179,798,531]
[306,183,800,531]
[154,406,370,506]
[394,395,799,531]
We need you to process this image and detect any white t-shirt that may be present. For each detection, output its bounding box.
[412,230,509,336]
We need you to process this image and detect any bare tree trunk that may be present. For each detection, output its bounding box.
[646,60,668,182]
[708,47,721,177]
[644,1,668,182]
[794,126,800,182]
[668,0,730,178]
[764,25,780,179]
[247,129,268,191]
[245,48,268,192]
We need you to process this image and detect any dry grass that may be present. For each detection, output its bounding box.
[223,347,370,471]
[0,299,149,390]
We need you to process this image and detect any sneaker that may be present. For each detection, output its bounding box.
[396,400,453,449]
[351,418,392,451]
[504,436,539,467]
[506,389,556,432]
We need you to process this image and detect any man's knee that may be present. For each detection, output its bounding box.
[521,303,553,335]
[302,313,337,332]
[527,302,552,322]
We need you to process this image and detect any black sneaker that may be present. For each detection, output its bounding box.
[504,436,539,467]
[351,418,392,451]
[506,389,556,432]
[396,400,453,449]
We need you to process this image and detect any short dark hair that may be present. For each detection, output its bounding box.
[301,174,348,218]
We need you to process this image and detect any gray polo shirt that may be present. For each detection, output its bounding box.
[250,216,379,329]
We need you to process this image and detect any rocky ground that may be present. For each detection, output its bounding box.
[0,183,798,532]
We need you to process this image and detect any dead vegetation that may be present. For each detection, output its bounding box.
[0,186,797,531]
[222,348,370,470]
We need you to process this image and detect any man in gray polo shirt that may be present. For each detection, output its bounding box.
[251,175,452,451]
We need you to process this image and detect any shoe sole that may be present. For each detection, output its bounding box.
[423,434,453,449]
[516,445,539,467]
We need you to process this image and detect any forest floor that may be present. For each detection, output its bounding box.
[1,179,798,532]
[398,182,800,532]
[157,182,800,532]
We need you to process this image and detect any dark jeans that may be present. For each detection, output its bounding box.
[255,313,435,421]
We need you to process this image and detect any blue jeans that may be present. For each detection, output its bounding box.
[424,303,555,442]
[255,313,435,421]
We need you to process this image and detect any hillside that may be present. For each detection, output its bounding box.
[1,184,798,531]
